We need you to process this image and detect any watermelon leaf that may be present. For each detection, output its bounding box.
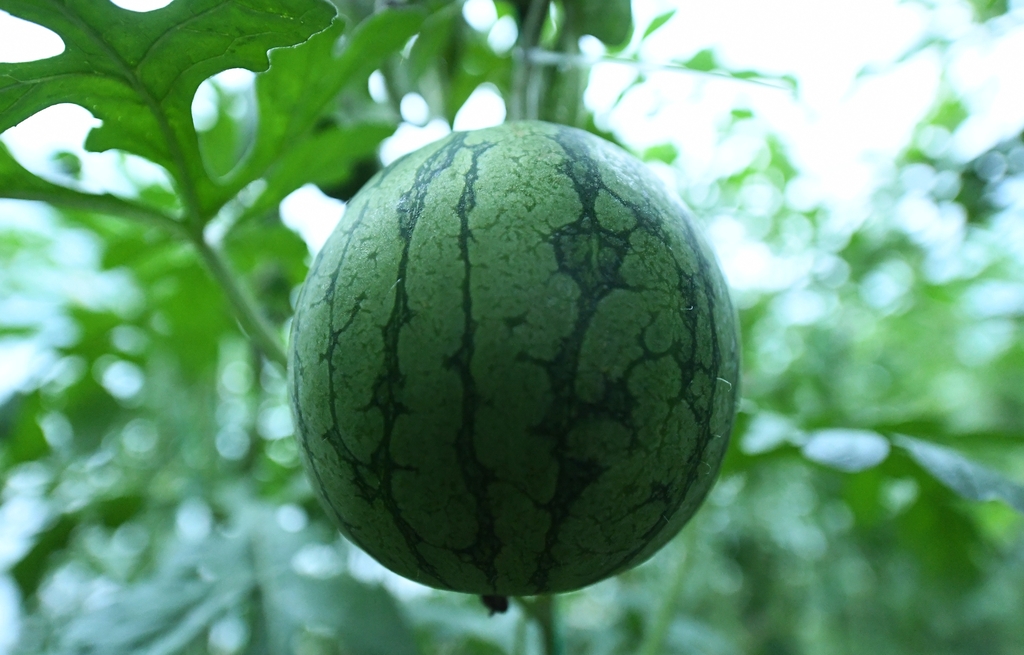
[225,8,427,226]
[895,434,1024,514]
[233,123,394,227]
[0,0,337,220]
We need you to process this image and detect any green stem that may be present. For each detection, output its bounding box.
[11,184,286,368]
[637,541,691,655]
[514,596,562,655]
[512,611,528,655]
[510,0,551,120]
[525,50,794,91]
[190,234,289,368]
[21,185,287,369]
[536,595,562,655]
[5,190,188,237]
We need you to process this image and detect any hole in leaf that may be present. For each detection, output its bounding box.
[2,104,100,178]
[192,69,257,179]
[399,93,430,126]
[379,119,452,167]
[280,184,345,255]
[0,11,65,63]
[463,0,498,32]
[1,103,175,200]
[453,83,506,131]
[109,0,174,12]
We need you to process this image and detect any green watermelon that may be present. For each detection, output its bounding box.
[288,121,739,596]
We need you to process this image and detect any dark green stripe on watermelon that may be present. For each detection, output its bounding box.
[289,121,740,596]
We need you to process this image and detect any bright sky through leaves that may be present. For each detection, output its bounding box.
[3,0,1024,268]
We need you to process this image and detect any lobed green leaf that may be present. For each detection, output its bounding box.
[225,8,425,225]
[0,0,337,219]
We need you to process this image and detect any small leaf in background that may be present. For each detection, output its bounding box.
[195,80,256,181]
[0,392,49,464]
[224,217,311,321]
[681,48,718,73]
[641,143,679,165]
[11,514,77,598]
[967,0,1009,20]
[642,10,676,40]
[801,429,891,472]
[408,2,461,82]
[236,123,394,226]
[731,70,799,92]
[896,435,1024,514]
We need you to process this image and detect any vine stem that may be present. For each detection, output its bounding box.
[5,190,191,239]
[510,0,551,120]
[190,234,289,368]
[524,49,795,90]
[20,178,290,369]
[636,539,692,655]
[514,596,563,655]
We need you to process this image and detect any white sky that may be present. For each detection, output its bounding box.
[2,0,1024,641]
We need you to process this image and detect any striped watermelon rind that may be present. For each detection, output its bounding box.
[289,121,739,596]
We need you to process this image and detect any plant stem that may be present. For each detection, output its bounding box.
[512,611,527,655]
[6,189,189,238]
[524,50,795,91]
[13,185,287,367]
[190,234,289,368]
[636,540,691,655]
[25,185,288,369]
[514,596,562,655]
[535,595,562,655]
[510,0,551,120]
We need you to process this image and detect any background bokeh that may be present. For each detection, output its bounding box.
[1,0,1023,653]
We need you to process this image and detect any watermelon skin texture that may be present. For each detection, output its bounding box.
[289,121,739,596]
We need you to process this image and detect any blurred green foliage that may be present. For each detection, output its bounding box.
[1,0,1022,654]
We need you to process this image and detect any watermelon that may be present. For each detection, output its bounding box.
[288,121,739,596]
